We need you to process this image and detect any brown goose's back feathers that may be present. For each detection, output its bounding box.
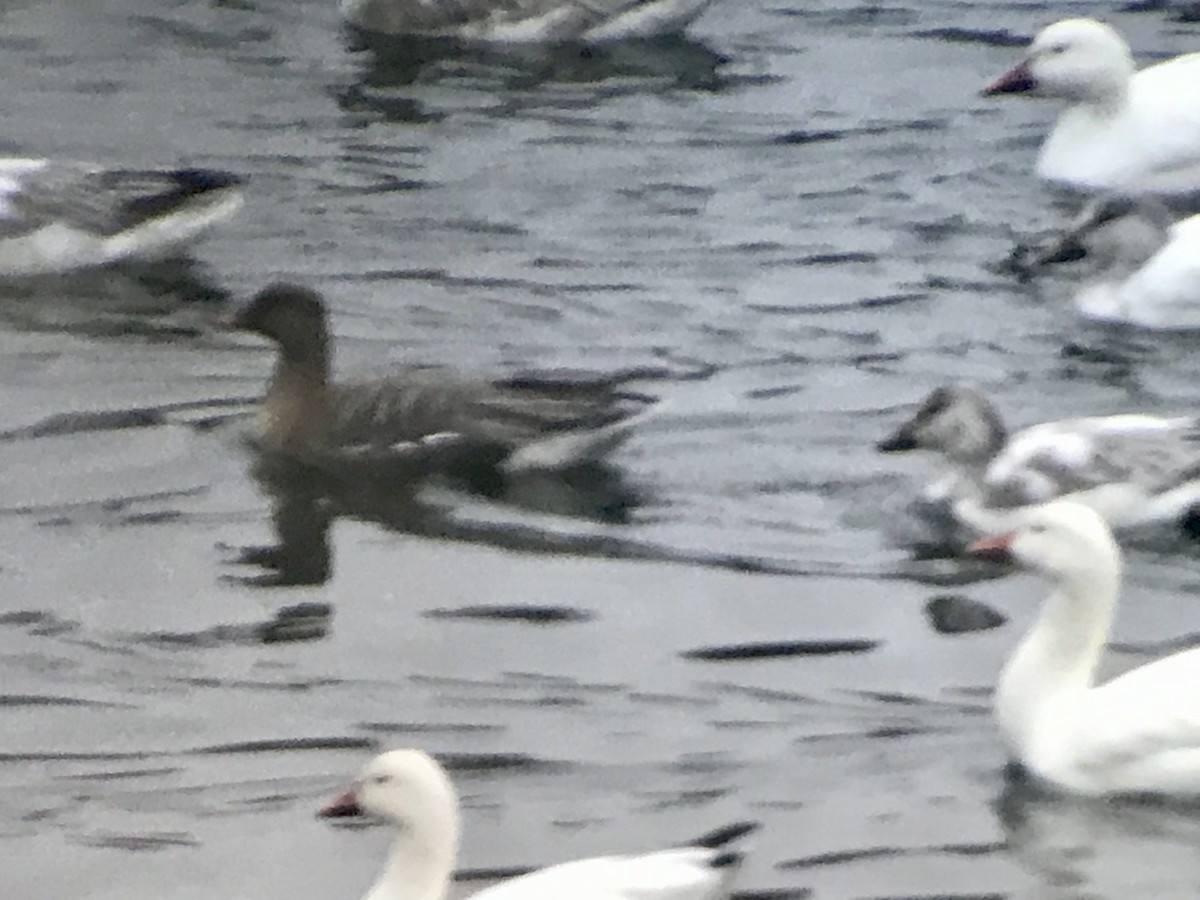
[325,366,649,452]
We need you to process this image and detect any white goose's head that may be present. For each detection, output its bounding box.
[970,500,1120,585]
[320,750,461,900]
[320,749,459,836]
[983,18,1135,104]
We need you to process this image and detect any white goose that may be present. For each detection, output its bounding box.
[341,0,716,43]
[982,18,1200,195]
[319,749,756,900]
[1022,194,1200,329]
[969,500,1200,796]
[0,158,242,276]
[877,386,1200,534]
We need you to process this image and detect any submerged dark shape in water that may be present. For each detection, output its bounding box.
[924,594,1007,635]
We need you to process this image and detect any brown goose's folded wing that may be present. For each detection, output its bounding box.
[324,366,651,452]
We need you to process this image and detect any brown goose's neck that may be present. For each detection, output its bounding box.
[260,346,333,450]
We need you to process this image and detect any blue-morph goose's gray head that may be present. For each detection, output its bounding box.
[230,282,330,366]
[877,386,1007,463]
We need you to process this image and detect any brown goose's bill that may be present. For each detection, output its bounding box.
[318,789,363,818]
[982,59,1036,96]
[968,532,1016,564]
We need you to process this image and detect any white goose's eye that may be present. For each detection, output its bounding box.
[370,774,392,786]
[1027,523,1048,535]
[1047,42,1068,55]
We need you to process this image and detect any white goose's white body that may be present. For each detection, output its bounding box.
[953,414,1200,533]
[973,501,1200,796]
[320,750,754,900]
[1075,210,1200,329]
[0,158,242,276]
[983,18,1200,195]
[341,0,715,43]
[465,848,742,900]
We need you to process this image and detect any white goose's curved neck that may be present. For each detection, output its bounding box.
[367,816,458,900]
[997,557,1120,751]
[1090,84,1129,117]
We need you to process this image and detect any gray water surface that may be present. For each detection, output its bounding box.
[6,1,1200,898]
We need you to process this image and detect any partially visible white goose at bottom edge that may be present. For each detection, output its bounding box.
[1021,195,1200,330]
[968,500,1200,796]
[340,0,717,42]
[982,18,1200,195]
[0,158,243,277]
[877,385,1200,534]
[319,749,757,900]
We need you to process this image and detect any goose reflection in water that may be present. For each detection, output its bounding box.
[0,257,232,338]
[339,31,733,122]
[226,442,649,588]
[994,776,1200,893]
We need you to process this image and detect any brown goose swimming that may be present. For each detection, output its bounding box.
[229,282,658,479]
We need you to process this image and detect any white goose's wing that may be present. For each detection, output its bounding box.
[1117,53,1200,192]
[1058,647,1200,795]
[471,847,738,900]
[1043,53,1200,193]
[0,158,242,275]
[1114,214,1200,329]
[980,415,1200,509]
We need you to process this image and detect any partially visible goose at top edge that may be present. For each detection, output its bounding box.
[340,0,717,43]
[0,158,242,276]
[982,18,1200,195]
[319,748,758,900]
[228,282,661,483]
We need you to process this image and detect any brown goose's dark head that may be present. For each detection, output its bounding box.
[231,282,330,366]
